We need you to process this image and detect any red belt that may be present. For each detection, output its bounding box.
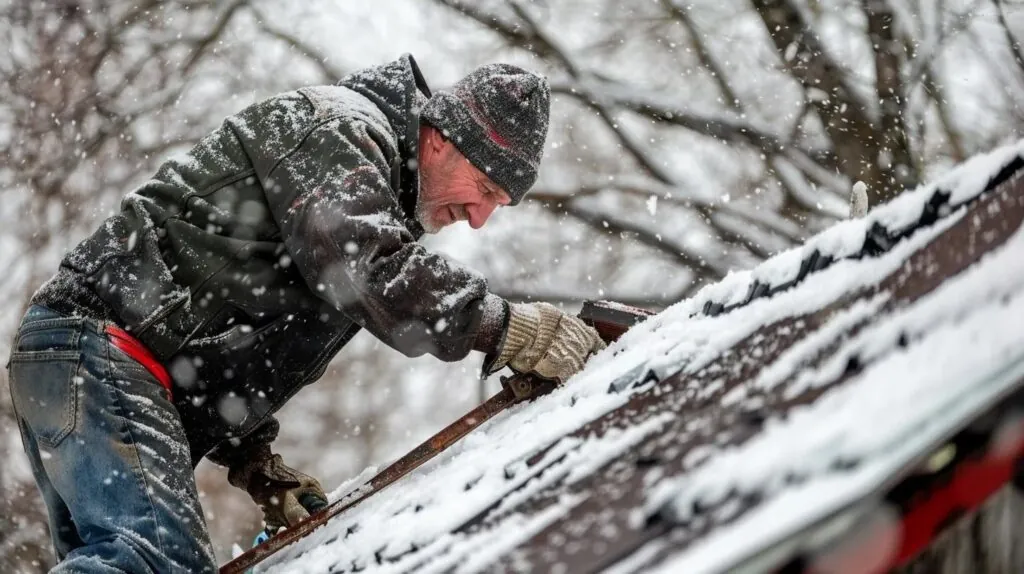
[105,325,173,400]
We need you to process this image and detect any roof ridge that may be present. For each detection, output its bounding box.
[691,151,1024,320]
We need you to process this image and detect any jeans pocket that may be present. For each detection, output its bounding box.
[9,353,81,448]
[9,316,85,448]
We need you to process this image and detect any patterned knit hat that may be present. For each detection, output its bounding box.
[420,63,550,205]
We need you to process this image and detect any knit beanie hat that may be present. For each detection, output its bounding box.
[420,63,550,205]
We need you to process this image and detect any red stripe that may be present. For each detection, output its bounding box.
[486,125,510,148]
[105,325,173,400]
[464,98,510,149]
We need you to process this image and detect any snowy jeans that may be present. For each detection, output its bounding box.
[7,305,216,573]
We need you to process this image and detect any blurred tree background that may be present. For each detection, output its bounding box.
[2,0,1023,569]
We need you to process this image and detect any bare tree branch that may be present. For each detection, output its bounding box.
[895,0,968,163]
[549,77,847,195]
[863,0,918,190]
[181,0,249,75]
[923,68,967,162]
[750,0,895,202]
[533,198,730,282]
[993,0,1024,84]
[249,5,347,83]
[529,183,805,243]
[662,0,741,108]
[505,1,786,261]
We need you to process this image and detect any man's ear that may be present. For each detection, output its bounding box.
[420,125,446,156]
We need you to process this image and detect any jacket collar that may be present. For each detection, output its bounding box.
[339,54,431,236]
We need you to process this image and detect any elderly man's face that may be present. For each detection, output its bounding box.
[417,127,511,233]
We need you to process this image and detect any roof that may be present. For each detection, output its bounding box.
[263,139,1024,573]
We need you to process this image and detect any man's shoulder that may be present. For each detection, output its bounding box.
[237,85,376,126]
[267,85,395,140]
[226,86,395,169]
[297,85,386,122]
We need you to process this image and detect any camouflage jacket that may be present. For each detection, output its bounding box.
[32,54,507,467]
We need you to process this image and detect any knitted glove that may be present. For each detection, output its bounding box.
[228,448,328,532]
[486,302,605,383]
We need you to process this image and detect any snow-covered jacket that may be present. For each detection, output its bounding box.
[31,54,506,466]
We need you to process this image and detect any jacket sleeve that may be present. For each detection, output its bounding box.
[263,117,504,361]
[206,416,280,470]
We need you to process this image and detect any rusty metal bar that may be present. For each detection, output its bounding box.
[219,301,647,573]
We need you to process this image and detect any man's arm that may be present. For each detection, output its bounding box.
[206,417,281,469]
[264,117,506,360]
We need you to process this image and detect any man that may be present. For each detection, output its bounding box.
[6,54,605,572]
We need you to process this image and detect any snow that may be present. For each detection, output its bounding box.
[266,140,1024,573]
[645,195,658,216]
[650,342,1024,573]
[721,293,889,406]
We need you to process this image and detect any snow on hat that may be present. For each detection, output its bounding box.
[420,63,550,205]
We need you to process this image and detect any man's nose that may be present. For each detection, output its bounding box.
[467,201,498,229]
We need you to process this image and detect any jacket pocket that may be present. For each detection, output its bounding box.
[8,318,84,448]
[62,206,190,338]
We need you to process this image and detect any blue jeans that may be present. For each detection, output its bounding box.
[7,305,216,573]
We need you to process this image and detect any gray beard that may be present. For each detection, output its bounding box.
[415,195,442,234]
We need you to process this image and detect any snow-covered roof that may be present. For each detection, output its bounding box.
[263,139,1024,573]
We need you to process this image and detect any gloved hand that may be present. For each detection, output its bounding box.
[486,302,606,383]
[228,448,328,532]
